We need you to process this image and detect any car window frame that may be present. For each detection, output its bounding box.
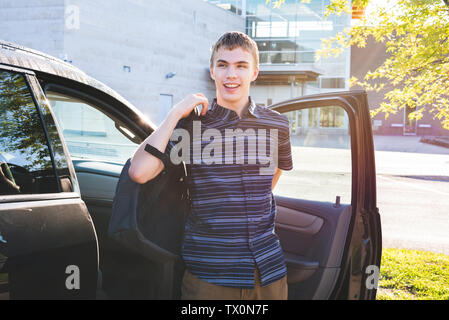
[27,74,86,193]
[42,83,146,166]
[271,96,357,209]
[43,83,148,143]
[0,67,69,202]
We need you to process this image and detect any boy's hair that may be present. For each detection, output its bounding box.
[210,31,259,68]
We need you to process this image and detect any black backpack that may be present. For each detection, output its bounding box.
[108,153,190,262]
[107,111,199,299]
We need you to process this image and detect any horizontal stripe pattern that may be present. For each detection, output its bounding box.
[166,97,293,288]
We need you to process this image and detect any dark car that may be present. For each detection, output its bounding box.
[0,40,382,300]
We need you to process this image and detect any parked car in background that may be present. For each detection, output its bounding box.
[0,40,382,300]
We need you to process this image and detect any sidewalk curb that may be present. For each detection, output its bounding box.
[420,137,449,149]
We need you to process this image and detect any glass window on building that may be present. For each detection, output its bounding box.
[206,0,244,15]
[285,106,346,133]
[320,106,345,128]
[242,0,350,66]
[206,0,351,78]
[284,110,302,134]
[308,107,319,128]
[206,0,351,108]
[321,77,346,89]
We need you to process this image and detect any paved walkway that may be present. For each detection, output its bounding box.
[288,134,449,255]
[291,134,449,154]
[373,135,449,154]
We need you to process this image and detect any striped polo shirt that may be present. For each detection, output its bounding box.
[167,97,293,288]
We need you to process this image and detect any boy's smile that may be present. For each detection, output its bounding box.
[210,47,259,115]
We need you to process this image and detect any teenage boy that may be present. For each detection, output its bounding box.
[129,31,292,300]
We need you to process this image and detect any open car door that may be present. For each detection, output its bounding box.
[0,67,98,300]
[270,90,382,300]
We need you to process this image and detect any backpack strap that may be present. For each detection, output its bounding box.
[144,143,171,169]
[144,107,201,169]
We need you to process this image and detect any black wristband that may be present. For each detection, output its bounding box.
[144,144,171,169]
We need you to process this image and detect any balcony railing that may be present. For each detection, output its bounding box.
[259,50,316,64]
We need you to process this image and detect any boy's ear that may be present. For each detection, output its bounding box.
[251,66,259,82]
[210,66,215,81]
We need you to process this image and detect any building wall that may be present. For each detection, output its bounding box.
[0,0,245,124]
[0,0,66,56]
[351,35,449,136]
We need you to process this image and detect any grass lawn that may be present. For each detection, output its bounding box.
[377,248,449,300]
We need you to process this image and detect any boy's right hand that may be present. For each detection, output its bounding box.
[171,93,209,119]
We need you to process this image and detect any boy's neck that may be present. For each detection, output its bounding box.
[216,96,250,117]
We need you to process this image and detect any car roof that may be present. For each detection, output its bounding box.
[0,39,156,130]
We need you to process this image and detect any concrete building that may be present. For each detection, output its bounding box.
[3,0,444,136]
[0,0,244,124]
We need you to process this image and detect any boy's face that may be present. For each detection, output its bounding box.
[210,47,259,107]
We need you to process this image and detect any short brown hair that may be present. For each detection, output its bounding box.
[210,31,259,68]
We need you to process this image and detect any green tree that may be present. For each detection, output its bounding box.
[317,0,449,130]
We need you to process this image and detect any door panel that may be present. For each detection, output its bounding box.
[276,205,324,235]
[276,197,351,268]
[1,197,98,299]
[275,196,352,299]
[73,161,122,202]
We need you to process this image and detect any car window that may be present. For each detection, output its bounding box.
[45,92,140,164]
[28,78,79,193]
[275,105,352,205]
[0,70,59,195]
